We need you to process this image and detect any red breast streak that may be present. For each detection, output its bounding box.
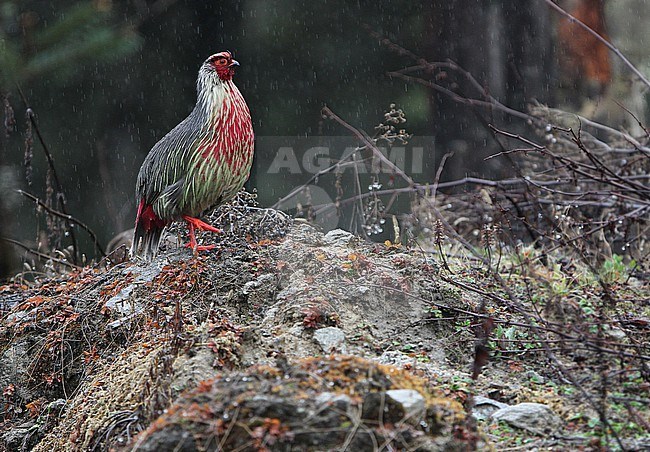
[199,96,251,167]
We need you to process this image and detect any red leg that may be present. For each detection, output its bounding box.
[186,221,198,250]
[182,216,220,252]
[182,215,223,233]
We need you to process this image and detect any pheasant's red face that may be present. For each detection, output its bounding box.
[209,51,239,81]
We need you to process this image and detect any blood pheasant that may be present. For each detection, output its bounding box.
[131,51,254,259]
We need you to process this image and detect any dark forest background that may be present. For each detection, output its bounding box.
[0,0,647,276]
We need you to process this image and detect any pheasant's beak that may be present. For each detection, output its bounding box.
[229,60,240,68]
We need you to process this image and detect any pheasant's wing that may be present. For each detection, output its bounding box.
[153,178,186,219]
[135,115,203,214]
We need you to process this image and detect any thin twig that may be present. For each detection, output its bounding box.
[321,106,485,261]
[387,70,532,121]
[16,85,80,264]
[17,190,106,257]
[1,237,80,269]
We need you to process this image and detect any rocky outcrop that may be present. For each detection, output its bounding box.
[0,208,486,451]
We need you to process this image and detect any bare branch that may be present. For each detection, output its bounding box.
[16,85,80,264]
[16,190,106,257]
[1,237,80,269]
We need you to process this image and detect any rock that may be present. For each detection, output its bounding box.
[276,270,308,300]
[386,389,426,423]
[323,229,355,247]
[104,285,137,314]
[315,392,353,411]
[491,402,562,434]
[472,396,509,421]
[313,327,347,353]
[288,324,305,337]
[2,421,37,451]
[241,273,277,307]
[106,264,164,321]
[525,370,546,385]
[354,285,370,295]
[133,426,196,452]
[0,341,36,406]
[241,273,276,296]
[377,350,416,368]
[361,389,426,425]
[287,222,323,245]
[130,357,470,451]
[604,325,627,340]
[171,347,217,395]
[248,394,305,419]
[0,218,481,451]
[1,399,66,451]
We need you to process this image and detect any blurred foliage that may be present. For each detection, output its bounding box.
[0,1,140,86]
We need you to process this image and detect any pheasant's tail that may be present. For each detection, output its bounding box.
[131,223,164,260]
[131,200,167,260]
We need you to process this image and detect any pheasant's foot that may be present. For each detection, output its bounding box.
[182,215,223,233]
[183,217,219,254]
[184,243,217,251]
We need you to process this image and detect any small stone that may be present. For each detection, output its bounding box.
[355,285,370,295]
[472,396,509,421]
[46,399,66,413]
[1,421,37,450]
[105,285,136,312]
[323,229,355,247]
[315,392,352,410]
[313,327,347,353]
[362,389,426,424]
[386,389,426,423]
[377,351,415,368]
[604,325,627,340]
[242,274,276,295]
[491,402,562,434]
[106,264,164,318]
[526,370,546,385]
